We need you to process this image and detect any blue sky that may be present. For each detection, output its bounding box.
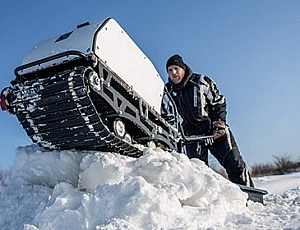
[0,0,299,169]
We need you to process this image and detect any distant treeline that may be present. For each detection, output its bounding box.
[251,155,300,177]
[211,154,300,179]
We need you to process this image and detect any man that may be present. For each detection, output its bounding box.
[161,54,254,187]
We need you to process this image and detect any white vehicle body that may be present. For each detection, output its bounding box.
[22,18,164,113]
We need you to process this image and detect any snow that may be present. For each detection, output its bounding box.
[0,145,300,230]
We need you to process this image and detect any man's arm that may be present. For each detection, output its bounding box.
[202,76,227,122]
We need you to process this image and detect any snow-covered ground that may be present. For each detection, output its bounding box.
[0,145,299,230]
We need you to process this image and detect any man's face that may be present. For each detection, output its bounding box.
[167,65,185,84]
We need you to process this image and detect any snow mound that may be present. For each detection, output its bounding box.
[1,145,300,230]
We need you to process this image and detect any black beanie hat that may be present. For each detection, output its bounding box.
[166,54,186,70]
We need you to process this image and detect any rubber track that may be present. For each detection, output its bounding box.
[12,67,142,157]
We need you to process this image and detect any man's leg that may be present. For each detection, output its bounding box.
[184,141,209,165]
[209,128,254,187]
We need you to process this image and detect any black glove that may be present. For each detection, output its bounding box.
[213,121,226,140]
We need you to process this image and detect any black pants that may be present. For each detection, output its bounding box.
[184,129,254,187]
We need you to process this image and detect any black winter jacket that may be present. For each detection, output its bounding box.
[161,65,227,135]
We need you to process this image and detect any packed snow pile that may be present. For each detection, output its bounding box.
[0,145,300,230]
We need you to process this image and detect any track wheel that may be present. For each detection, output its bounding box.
[124,133,132,144]
[86,69,101,92]
[113,119,126,137]
[147,141,156,148]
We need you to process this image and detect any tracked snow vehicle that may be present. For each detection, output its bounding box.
[1,18,267,203]
[0,18,182,157]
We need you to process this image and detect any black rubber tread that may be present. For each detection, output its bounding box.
[10,66,142,157]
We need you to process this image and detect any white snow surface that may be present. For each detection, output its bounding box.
[0,145,300,230]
